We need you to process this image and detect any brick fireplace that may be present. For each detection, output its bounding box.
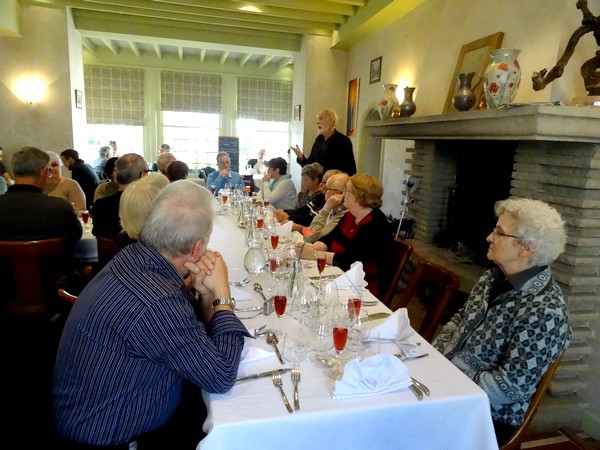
[366,105,600,431]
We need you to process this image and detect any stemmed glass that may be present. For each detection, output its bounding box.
[321,281,339,317]
[79,209,91,233]
[270,232,279,251]
[273,279,288,337]
[315,251,327,286]
[267,250,280,283]
[329,303,353,380]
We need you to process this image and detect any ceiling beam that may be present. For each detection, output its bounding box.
[128,41,140,57]
[239,53,252,67]
[277,57,293,71]
[259,55,273,68]
[200,48,206,63]
[153,43,162,59]
[101,37,119,54]
[219,51,229,65]
[81,36,97,53]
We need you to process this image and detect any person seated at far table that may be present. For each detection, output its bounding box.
[0,160,14,187]
[258,157,297,210]
[151,143,170,172]
[92,145,113,180]
[60,148,99,210]
[432,198,571,447]
[92,153,148,239]
[93,156,119,202]
[114,172,169,255]
[296,171,350,243]
[206,152,244,195]
[274,163,326,227]
[298,174,394,298]
[43,151,86,212]
[166,160,189,182]
[0,172,7,195]
[156,152,177,177]
[53,180,249,450]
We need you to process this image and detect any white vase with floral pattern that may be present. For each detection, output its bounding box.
[483,49,521,109]
[378,84,400,119]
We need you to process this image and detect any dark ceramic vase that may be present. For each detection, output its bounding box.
[400,87,416,117]
[452,72,481,112]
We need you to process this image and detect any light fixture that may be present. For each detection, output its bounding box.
[15,78,46,104]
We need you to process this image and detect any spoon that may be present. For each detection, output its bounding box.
[253,282,268,301]
[266,331,285,364]
[230,277,250,287]
[253,283,274,315]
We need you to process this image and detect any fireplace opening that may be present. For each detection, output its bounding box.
[435,141,516,265]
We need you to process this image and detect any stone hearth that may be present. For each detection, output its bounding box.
[366,105,600,432]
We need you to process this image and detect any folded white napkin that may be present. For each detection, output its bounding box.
[335,261,369,296]
[331,354,412,400]
[276,221,293,237]
[371,308,420,356]
[230,285,252,302]
[239,337,274,364]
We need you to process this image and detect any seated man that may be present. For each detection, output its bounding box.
[60,148,99,210]
[54,180,249,449]
[156,151,177,177]
[276,163,325,227]
[206,152,244,195]
[432,198,571,446]
[92,153,148,239]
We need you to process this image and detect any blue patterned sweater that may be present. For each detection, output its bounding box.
[432,266,571,426]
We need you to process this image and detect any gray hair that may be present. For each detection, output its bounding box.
[47,151,62,166]
[99,145,112,158]
[495,198,566,266]
[12,146,49,177]
[320,108,339,129]
[116,153,147,185]
[120,173,169,239]
[301,162,324,182]
[156,152,176,175]
[327,173,350,191]
[141,180,214,257]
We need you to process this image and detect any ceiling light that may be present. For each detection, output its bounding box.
[239,5,262,13]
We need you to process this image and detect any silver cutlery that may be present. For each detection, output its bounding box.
[272,373,293,413]
[253,283,274,315]
[235,306,263,312]
[410,377,430,396]
[366,312,390,321]
[236,368,291,383]
[266,331,285,364]
[291,364,301,410]
[394,353,430,362]
[409,383,424,401]
[230,277,250,287]
[308,274,339,281]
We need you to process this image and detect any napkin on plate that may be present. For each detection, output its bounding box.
[230,285,252,302]
[239,337,274,364]
[276,221,293,237]
[331,354,412,400]
[370,308,420,356]
[334,261,369,296]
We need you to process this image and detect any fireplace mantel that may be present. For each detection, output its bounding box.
[365,105,600,143]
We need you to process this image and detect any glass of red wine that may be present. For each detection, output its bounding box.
[314,251,327,287]
[270,232,279,250]
[273,280,288,337]
[329,304,353,379]
[210,185,217,196]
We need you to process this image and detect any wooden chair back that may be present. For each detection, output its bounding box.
[389,259,460,342]
[96,237,116,271]
[381,238,413,308]
[0,238,71,314]
[500,354,564,450]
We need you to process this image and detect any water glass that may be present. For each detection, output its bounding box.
[283,335,308,363]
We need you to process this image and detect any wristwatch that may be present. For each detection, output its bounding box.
[212,297,236,309]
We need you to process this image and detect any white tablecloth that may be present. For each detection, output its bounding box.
[198,213,498,450]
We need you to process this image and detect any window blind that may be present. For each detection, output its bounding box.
[237,78,292,122]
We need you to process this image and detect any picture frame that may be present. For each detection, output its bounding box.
[442,32,504,113]
[293,104,301,122]
[369,57,382,84]
[346,78,360,136]
[75,89,83,109]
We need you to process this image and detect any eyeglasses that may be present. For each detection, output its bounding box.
[50,163,60,167]
[325,188,342,193]
[491,227,520,239]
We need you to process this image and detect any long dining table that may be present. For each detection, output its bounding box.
[199,211,498,450]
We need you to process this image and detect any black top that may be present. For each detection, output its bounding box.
[92,191,123,239]
[71,159,100,209]
[296,129,356,176]
[284,191,326,227]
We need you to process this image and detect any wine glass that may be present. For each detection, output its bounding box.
[315,251,327,283]
[329,304,353,379]
[255,206,265,230]
[273,280,288,337]
[79,209,91,232]
[270,232,279,251]
[321,281,339,316]
[267,250,280,283]
[210,185,217,197]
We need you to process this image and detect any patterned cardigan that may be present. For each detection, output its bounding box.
[432,266,571,427]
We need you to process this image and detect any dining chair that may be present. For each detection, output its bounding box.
[380,238,413,308]
[500,354,564,450]
[96,236,116,271]
[389,259,460,343]
[0,237,71,314]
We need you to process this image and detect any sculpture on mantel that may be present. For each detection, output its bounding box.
[532,0,600,98]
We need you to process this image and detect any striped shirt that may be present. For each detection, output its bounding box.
[53,241,249,446]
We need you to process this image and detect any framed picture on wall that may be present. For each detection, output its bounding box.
[75,89,83,109]
[346,78,359,136]
[370,57,382,84]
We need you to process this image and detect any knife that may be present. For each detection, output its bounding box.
[236,368,291,383]
[367,312,390,321]
[235,306,263,312]
[308,274,339,280]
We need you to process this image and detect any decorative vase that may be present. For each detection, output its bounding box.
[452,72,481,112]
[378,84,400,119]
[399,86,416,117]
[483,48,521,109]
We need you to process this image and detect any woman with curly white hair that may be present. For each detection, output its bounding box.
[433,197,571,447]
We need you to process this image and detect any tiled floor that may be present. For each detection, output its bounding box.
[521,429,600,449]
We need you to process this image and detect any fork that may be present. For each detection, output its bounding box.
[291,364,301,410]
[272,373,293,413]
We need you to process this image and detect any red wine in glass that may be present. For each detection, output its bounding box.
[274,295,287,316]
[269,257,279,274]
[256,218,264,229]
[222,194,228,204]
[211,186,216,196]
[333,327,348,352]
[81,211,90,224]
[349,297,361,316]
[264,200,270,207]
[316,256,326,274]
[270,234,279,250]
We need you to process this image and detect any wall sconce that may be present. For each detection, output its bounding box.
[16,78,46,105]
